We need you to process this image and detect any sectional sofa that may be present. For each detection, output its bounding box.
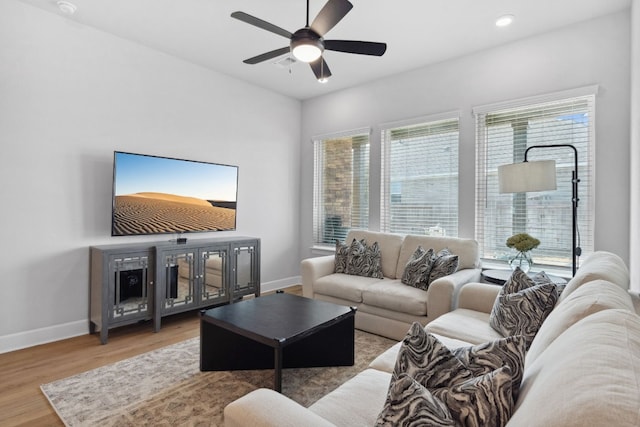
[225,251,640,426]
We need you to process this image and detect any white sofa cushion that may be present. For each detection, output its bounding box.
[309,368,391,427]
[313,274,382,303]
[559,250,630,301]
[526,279,635,365]
[426,308,505,344]
[346,230,404,279]
[361,280,429,316]
[508,309,640,427]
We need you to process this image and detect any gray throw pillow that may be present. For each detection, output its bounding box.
[345,238,366,275]
[401,246,434,290]
[428,248,459,284]
[345,238,384,278]
[364,241,384,279]
[452,335,526,404]
[334,239,349,273]
[376,374,455,427]
[431,366,513,427]
[379,323,516,427]
[489,268,558,349]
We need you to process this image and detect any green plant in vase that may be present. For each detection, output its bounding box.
[506,233,540,273]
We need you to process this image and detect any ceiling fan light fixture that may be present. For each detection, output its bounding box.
[291,40,323,63]
[318,76,329,83]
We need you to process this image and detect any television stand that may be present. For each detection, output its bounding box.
[89,236,260,344]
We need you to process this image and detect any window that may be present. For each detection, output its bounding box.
[381,115,459,236]
[475,89,595,270]
[312,129,370,246]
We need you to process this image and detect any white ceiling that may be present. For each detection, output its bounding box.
[19,0,632,100]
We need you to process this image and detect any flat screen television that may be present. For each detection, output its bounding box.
[111,151,238,237]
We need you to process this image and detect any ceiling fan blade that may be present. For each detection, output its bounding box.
[310,0,353,36]
[324,40,387,56]
[310,57,332,80]
[243,47,291,64]
[231,11,293,39]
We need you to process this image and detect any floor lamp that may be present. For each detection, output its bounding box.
[497,144,581,276]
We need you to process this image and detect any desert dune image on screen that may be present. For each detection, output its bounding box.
[112,152,238,236]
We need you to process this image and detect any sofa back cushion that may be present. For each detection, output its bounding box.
[559,251,630,302]
[346,230,404,279]
[508,309,640,427]
[525,279,634,366]
[395,235,480,279]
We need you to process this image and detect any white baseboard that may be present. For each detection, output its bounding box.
[260,276,301,293]
[0,276,302,354]
[0,320,87,354]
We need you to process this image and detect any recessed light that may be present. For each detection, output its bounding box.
[57,1,77,15]
[496,14,514,27]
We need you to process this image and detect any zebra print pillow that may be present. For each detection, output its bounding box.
[364,241,384,279]
[428,248,459,284]
[343,238,384,278]
[391,322,472,388]
[490,268,558,349]
[401,246,435,290]
[376,373,455,427]
[452,335,526,404]
[345,238,366,275]
[379,323,519,427]
[334,239,349,273]
[431,365,514,427]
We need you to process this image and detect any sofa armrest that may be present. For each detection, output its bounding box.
[301,255,336,298]
[457,282,501,313]
[426,268,482,318]
[224,389,336,427]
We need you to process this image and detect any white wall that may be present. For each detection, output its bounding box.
[300,12,631,266]
[631,0,640,293]
[0,1,302,352]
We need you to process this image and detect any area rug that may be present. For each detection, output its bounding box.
[41,330,395,426]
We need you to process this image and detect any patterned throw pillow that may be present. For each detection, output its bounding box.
[364,241,384,279]
[489,268,559,349]
[344,239,384,278]
[452,335,526,404]
[334,239,349,273]
[428,248,459,284]
[401,246,435,290]
[431,366,513,427]
[345,238,366,275]
[376,374,455,427]
[392,323,472,388]
[379,323,517,427]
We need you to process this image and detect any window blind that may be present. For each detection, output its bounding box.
[475,94,595,270]
[312,130,370,246]
[381,117,459,236]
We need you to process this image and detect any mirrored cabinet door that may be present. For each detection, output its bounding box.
[110,255,151,321]
[200,248,227,304]
[232,241,259,298]
[160,251,197,312]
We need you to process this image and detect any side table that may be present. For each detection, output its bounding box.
[482,269,568,286]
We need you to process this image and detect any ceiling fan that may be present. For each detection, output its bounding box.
[231,0,387,82]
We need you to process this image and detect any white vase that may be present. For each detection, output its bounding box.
[509,252,532,273]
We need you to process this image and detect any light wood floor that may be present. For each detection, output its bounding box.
[0,286,302,427]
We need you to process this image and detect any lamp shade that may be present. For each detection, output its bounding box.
[498,160,557,193]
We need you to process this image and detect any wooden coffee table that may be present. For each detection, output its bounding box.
[199,292,356,392]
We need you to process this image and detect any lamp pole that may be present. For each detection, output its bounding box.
[523,144,580,276]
